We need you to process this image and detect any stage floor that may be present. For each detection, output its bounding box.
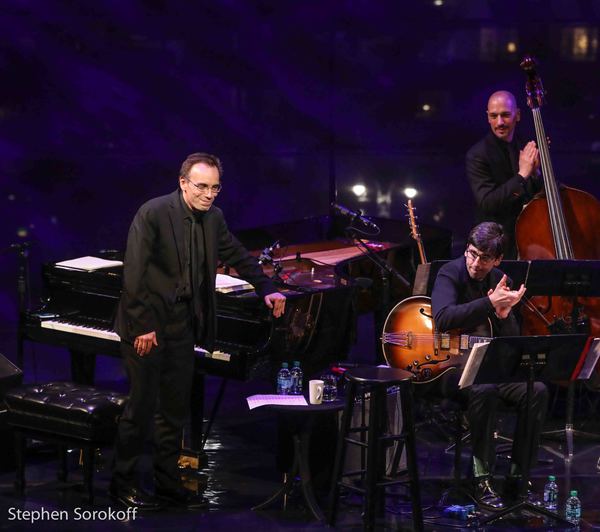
[0,373,599,531]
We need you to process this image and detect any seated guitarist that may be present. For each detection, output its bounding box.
[431,221,548,510]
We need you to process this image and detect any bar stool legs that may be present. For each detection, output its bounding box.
[400,381,423,528]
[327,381,357,525]
[328,374,423,531]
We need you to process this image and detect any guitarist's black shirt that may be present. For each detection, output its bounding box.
[431,256,519,337]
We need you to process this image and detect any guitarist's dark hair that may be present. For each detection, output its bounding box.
[467,222,506,258]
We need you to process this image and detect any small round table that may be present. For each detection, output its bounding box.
[251,397,345,521]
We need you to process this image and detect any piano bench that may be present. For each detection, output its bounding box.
[4,382,127,504]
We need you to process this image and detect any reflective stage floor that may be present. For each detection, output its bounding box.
[1,372,600,531]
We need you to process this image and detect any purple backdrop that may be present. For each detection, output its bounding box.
[2,1,599,375]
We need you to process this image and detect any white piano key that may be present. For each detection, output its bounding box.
[39,320,230,361]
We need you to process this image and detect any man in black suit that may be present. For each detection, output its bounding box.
[111,152,286,510]
[431,222,548,510]
[466,90,543,259]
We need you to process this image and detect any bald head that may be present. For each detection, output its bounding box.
[488,91,517,109]
[487,91,520,142]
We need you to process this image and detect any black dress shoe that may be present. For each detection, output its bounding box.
[155,486,209,510]
[472,476,505,510]
[109,484,161,510]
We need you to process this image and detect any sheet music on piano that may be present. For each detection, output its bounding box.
[215,274,253,293]
[55,256,123,271]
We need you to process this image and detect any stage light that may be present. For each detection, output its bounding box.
[403,187,417,199]
[352,184,367,197]
[422,103,431,112]
[507,41,517,53]
[433,0,444,6]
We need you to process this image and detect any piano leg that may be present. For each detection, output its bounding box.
[201,378,228,449]
[70,350,96,385]
[189,368,205,451]
[178,367,208,470]
[17,323,25,371]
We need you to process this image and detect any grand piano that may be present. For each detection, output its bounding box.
[20,214,451,451]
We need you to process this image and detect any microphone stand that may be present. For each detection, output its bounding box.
[345,225,410,364]
[1,242,31,368]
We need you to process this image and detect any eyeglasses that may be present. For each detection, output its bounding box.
[185,178,222,194]
[465,247,496,264]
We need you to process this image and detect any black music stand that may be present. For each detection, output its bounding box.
[412,258,600,458]
[459,333,593,525]
[503,259,600,460]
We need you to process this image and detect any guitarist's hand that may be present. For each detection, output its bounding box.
[487,275,526,319]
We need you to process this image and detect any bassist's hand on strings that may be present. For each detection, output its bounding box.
[487,274,526,319]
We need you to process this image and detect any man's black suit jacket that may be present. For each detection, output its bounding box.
[431,256,519,338]
[114,190,276,351]
[466,132,542,258]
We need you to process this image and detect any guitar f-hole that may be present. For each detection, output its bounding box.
[419,307,432,319]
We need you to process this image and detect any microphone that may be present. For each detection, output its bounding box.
[258,239,281,265]
[331,203,379,231]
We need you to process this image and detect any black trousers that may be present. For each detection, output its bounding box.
[436,373,549,476]
[112,302,196,491]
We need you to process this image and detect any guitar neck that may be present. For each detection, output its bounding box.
[416,239,427,265]
[466,334,492,349]
[407,199,428,264]
[436,331,491,353]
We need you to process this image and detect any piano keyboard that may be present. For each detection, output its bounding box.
[40,320,231,361]
[41,319,119,342]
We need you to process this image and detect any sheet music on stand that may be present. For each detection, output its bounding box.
[458,342,489,389]
[458,334,596,390]
[576,337,600,380]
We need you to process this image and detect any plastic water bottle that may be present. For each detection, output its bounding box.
[276,363,292,395]
[542,475,558,511]
[290,361,303,395]
[565,489,581,525]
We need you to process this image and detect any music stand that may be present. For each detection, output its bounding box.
[504,259,600,460]
[414,259,600,459]
[459,333,594,525]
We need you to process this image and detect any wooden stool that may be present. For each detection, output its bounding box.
[328,366,423,531]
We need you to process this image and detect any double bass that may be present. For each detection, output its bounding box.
[515,56,600,337]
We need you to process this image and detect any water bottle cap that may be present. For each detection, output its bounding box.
[548,475,556,481]
[293,361,300,366]
[281,362,288,368]
[570,490,577,496]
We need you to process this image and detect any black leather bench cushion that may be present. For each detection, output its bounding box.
[5,382,127,442]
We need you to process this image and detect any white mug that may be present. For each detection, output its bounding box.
[309,379,324,405]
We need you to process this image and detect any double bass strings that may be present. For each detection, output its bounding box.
[532,108,573,259]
